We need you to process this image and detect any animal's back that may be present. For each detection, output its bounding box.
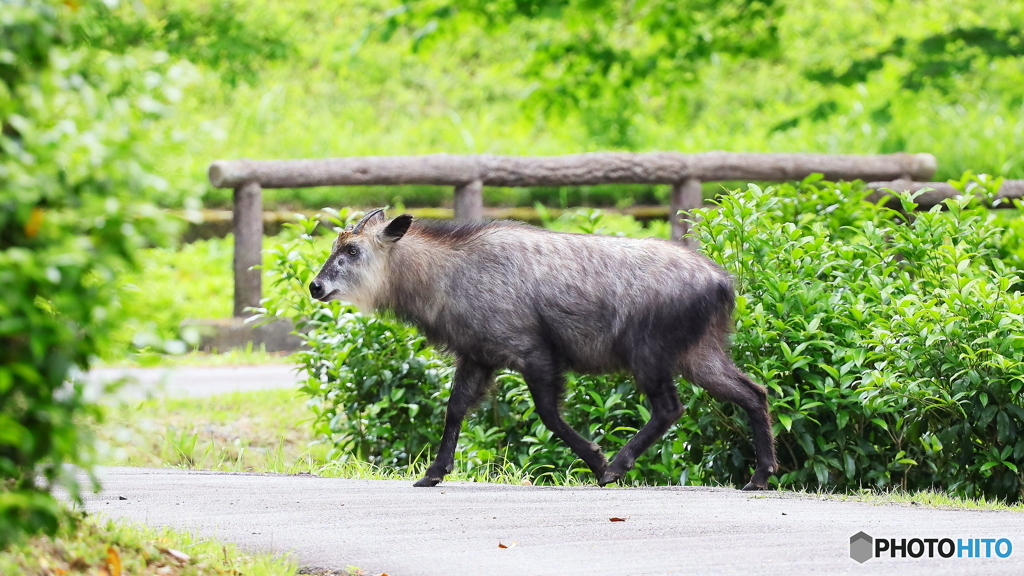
[398,221,733,372]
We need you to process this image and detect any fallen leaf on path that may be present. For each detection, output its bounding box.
[609,517,627,522]
[107,545,122,576]
[160,547,191,563]
[498,541,517,549]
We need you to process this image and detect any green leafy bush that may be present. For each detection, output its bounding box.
[691,177,1024,501]
[297,311,452,466]
[265,181,1024,501]
[994,206,1024,293]
[0,0,193,547]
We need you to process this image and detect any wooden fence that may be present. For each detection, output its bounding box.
[209,151,947,317]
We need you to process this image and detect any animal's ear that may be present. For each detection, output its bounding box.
[382,214,413,242]
[352,208,386,235]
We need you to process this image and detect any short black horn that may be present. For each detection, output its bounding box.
[352,208,385,234]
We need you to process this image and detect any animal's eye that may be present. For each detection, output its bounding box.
[348,247,358,256]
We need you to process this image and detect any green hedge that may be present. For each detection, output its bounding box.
[1,0,191,547]
[263,179,1024,501]
[693,177,1024,500]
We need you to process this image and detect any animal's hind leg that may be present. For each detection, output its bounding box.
[414,358,493,487]
[682,345,777,490]
[600,363,684,486]
[521,355,608,481]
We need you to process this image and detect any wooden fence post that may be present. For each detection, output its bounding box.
[233,181,263,317]
[454,179,483,221]
[670,178,702,247]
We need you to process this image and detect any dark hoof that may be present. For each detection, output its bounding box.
[741,481,767,491]
[598,471,622,487]
[413,476,442,487]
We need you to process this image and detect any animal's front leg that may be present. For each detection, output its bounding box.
[414,359,494,487]
[520,354,609,482]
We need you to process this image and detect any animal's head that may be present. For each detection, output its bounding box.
[309,208,413,311]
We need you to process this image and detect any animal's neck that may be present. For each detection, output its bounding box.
[380,237,451,329]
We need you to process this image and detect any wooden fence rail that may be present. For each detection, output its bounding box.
[866,179,1024,210]
[208,151,937,317]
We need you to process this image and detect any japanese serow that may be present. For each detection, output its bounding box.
[309,209,776,490]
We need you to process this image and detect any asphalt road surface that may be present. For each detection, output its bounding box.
[83,467,1024,576]
[84,364,300,400]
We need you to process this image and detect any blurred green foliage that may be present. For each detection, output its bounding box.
[102,0,1020,212]
[362,0,784,147]
[404,0,1024,150]
[70,0,292,86]
[113,236,236,354]
[6,1,1003,211]
[0,0,195,547]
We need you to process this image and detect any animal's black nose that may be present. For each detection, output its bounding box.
[309,280,324,299]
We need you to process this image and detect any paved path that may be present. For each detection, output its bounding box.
[84,364,300,400]
[85,467,1023,576]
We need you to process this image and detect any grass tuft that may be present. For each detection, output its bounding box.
[0,510,297,576]
[818,487,1024,513]
[95,388,331,473]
